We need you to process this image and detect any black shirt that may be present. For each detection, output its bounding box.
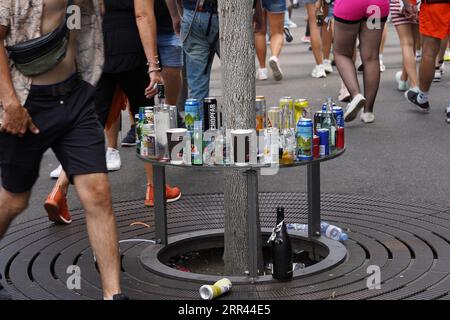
[102,0,146,73]
[155,0,174,35]
[102,0,175,73]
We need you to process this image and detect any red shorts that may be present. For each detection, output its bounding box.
[419,3,450,40]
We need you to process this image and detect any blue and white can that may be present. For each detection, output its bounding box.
[185,99,201,132]
[332,105,345,128]
[317,128,330,157]
[296,118,313,161]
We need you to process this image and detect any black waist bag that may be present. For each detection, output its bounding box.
[6,0,73,77]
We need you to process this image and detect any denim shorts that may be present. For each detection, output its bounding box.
[302,0,318,4]
[262,0,287,13]
[158,33,184,68]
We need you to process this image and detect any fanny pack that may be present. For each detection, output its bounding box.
[6,0,73,77]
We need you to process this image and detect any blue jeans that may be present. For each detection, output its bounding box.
[181,9,220,102]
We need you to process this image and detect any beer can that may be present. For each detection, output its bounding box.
[332,105,345,128]
[279,96,294,110]
[294,99,310,126]
[317,128,330,157]
[184,99,201,132]
[267,107,282,129]
[336,127,345,149]
[296,118,313,161]
[279,97,294,130]
[313,111,323,134]
[204,97,218,131]
[313,135,320,159]
[199,278,232,300]
[255,97,266,130]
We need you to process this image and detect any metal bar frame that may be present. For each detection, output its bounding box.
[153,165,168,245]
[245,169,263,279]
[307,162,321,238]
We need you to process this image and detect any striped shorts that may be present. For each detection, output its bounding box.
[390,0,418,26]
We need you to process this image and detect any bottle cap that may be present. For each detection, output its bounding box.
[340,233,349,241]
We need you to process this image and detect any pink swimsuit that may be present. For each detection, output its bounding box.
[334,0,390,23]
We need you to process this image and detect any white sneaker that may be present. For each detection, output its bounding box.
[395,71,409,92]
[50,164,62,179]
[256,68,268,81]
[311,65,326,78]
[344,94,366,122]
[380,59,386,72]
[415,50,422,62]
[288,20,298,29]
[323,60,333,74]
[433,69,442,82]
[106,147,121,171]
[360,112,375,124]
[269,56,283,81]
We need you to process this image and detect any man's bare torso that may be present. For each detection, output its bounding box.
[31,0,78,85]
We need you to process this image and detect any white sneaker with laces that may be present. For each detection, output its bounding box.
[311,65,326,78]
[433,69,442,82]
[256,68,268,81]
[269,56,283,81]
[323,59,333,74]
[106,148,121,171]
[395,71,409,91]
[50,164,62,179]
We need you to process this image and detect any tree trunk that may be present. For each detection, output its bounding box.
[218,0,263,276]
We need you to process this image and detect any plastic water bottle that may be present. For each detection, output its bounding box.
[287,222,348,242]
[320,222,348,241]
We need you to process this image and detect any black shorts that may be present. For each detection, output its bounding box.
[0,74,107,194]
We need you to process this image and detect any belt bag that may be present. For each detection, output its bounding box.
[6,0,73,77]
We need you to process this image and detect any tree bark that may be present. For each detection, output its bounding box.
[218,0,263,276]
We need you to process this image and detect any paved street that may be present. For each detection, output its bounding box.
[9,8,450,226]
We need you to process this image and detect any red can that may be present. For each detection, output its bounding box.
[336,127,345,149]
[313,135,320,158]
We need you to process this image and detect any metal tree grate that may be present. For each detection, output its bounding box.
[1,193,450,300]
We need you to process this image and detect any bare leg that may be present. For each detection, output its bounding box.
[333,21,361,99]
[379,24,388,55]
[322,20,333,60]
[359,21,386,113]
[53,170,70,195]
[73,173,121,299]
[0,189,30,239]
[161,67,182,105]
[255,11,268,69]
[267,12,285,58]
[436,37,448,65]
[395,24,418,88]
[306,3,323,65]
[419,35,441,93]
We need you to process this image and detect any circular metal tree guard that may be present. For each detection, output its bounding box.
[1,193,450,300]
